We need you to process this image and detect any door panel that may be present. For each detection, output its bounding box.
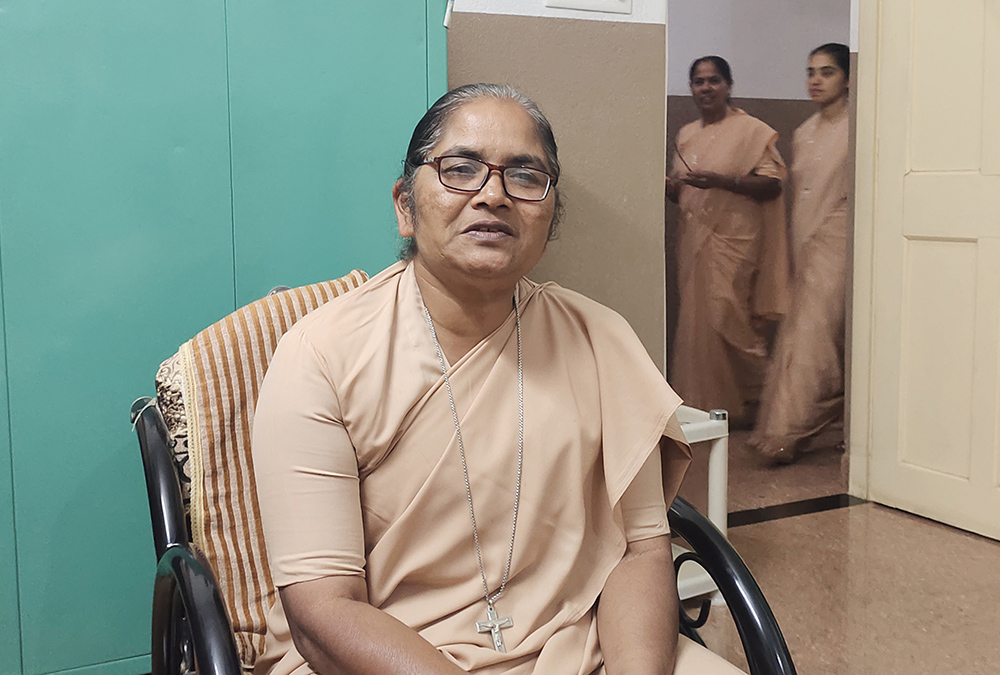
[898,240,975,477]
[909,0,983,171]
[861,0,1000,539]
[0,1,234,671]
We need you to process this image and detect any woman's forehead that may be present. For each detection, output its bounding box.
[809,52,839,69]
[692,62,721,79]
[437,100,542,149]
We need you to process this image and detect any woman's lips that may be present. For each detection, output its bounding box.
[462,221,514,241]
[465,230,511,242]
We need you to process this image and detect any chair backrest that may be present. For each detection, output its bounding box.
[154,270,368,669]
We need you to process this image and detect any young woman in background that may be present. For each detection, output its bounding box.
[750,43,852,464]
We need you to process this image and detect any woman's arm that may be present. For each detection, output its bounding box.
[281,577,465,675]
[254,331,465,674]
[598,534,678,675]
[683,171,782,201]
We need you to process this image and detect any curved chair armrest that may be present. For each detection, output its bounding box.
[668,496,796,675]
[132,396,190,558]
[154,545,242,675]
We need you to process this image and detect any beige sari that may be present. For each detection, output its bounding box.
[252,261,744,674]
[670,108,790,420]
[751,108,850,455]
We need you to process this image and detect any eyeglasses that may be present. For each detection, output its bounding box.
[421,155,556,202]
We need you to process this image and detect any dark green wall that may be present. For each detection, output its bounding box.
[0,2,447,673]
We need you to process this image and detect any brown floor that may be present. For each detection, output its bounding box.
[687,502,1000,674]
[678,427,1000,674]
[679,428,848,515]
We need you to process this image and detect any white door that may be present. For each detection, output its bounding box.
[852,0,1000,539]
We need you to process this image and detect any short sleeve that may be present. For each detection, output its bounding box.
[619,444,670,543]
[752,136,787,180]
[252,327,366,588]
[669,146,688,179]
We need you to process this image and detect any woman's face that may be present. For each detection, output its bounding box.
[690,61,731,117]
[807,52,849,108]
[395,98,556,288]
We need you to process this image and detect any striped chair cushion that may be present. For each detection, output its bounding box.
[162,270,368,669]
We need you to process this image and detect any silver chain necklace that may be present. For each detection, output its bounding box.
[422,296,523,653]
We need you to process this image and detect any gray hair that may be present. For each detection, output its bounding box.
[397,83,563,259]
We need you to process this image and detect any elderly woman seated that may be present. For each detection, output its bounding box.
[252,83,745,674]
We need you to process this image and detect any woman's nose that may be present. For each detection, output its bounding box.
[478,170,510,203]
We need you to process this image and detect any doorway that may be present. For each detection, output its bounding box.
[665,0,856,517]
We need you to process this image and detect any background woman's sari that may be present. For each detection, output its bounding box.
[670,108,790,421]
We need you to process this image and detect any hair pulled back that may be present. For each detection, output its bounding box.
[809,43,850,79]
[689,56,734,86]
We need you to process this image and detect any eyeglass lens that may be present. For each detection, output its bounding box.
[436,156,550,201]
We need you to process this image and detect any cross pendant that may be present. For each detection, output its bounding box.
[476,602,513,653]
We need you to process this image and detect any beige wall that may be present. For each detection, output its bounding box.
[448,12,668,369]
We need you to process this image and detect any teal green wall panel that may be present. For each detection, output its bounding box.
[0,2,447,673]
[227,2,432,303]
[0,248,21,675]
[44,655,150,675]
[0,1,234,673]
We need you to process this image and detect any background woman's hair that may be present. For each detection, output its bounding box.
[689,55,734,86]
[809,42,850,79]
[397,83,564,260]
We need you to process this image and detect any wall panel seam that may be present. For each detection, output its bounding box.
[224,0,238,312]
[0,196,25,669]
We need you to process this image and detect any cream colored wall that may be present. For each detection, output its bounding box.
[448,12,668,368]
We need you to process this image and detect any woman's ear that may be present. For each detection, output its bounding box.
[393,179,414,238]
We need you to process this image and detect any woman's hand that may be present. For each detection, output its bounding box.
[665,175,681,203]
[684,171,783,201]
[682,170,728,190]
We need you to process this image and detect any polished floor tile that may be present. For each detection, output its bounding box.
[688,502,1000,674]
[680,429,848,515]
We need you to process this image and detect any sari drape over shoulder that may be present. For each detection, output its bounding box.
[670,108,790,419]
[751,108,850,454]
[251,261,745,674]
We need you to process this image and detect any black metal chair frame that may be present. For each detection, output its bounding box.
[132,396,795,675]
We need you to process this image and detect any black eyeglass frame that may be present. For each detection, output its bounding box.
[420,155,558,202]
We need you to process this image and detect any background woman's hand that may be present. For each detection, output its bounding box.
[682,170,727,190]
[665,175,681,203]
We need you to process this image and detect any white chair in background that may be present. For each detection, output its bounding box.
[674,405,729,602]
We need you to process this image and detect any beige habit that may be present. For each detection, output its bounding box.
[252,261,745,673]
[751,107,850,454]
[670,108,790,420]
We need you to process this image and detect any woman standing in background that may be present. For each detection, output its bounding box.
[667,56,790,424]
[750,43,852,464]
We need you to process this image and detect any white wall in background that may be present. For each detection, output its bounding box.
[668,0,851,99]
